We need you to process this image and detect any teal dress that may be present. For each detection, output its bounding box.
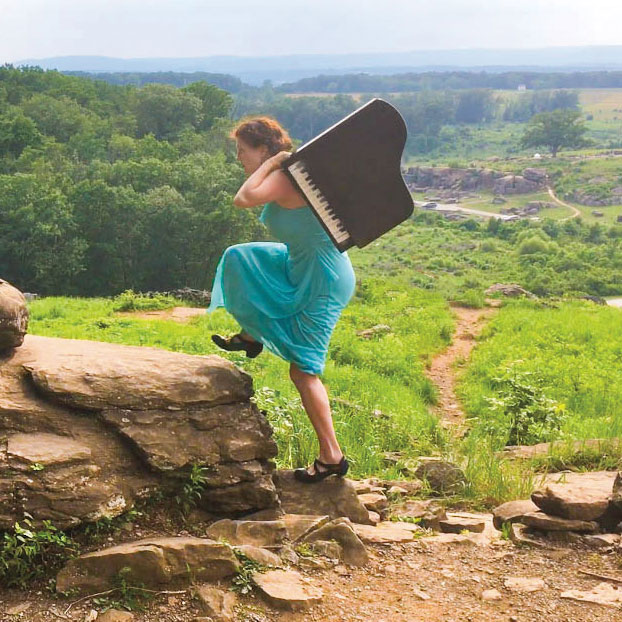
[207,201,356,375]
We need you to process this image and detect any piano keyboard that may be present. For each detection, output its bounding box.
[288,160,352,248]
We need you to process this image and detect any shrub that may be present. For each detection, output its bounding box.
[517,236,549,255]
[112,289,177,312]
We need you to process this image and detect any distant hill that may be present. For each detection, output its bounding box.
[12,46,622,85]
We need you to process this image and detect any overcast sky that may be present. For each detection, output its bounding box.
[2,0,621,62]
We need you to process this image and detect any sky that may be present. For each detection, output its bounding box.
[2,0,621,63]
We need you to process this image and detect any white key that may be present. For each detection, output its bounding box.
[288,162,351,244]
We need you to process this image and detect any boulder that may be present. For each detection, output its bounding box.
[521,511,598,533]
[0,279,28,351]
[192,585,236,622]
[485,283,536,298]
[357,492,388,513]
[205,519,287,549]
[252,569,323,611]
[522,168,548,183]
[302,518,368,566]
[493,499,539,530]
[611,472,622,513]
[494,175,541,195]
[56,537,239,593]
[414,459,466,495]
[234,545,281,567]
[0,335,279,528]
[273,470,372,525]
[531,473,615,521]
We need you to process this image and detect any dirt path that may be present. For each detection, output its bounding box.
[547,185,581,220]
[425,303,499,432]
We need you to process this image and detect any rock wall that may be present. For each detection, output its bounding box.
[0,335,279,528]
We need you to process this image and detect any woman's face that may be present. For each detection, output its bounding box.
[236,138,269,175]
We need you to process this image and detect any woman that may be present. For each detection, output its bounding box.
[207,117,356,483]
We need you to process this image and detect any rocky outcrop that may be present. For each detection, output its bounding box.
[0,279,28,351]
[0,335,279,528]
[404,166,547,195]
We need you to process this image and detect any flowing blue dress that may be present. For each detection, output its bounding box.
[207,201,356,375]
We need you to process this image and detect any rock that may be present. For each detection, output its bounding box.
[521,511,598,533]
[531,475,614,521]
[485,283,536,299]
[56,537,239,594]
[273,470,372,525]
[356,324,391,339]
[5,603,32,615]
[0,335,278,528]
[352,522,415,544]
[381,479,423,495]
[0,279,28,351]
[419,533,478,547]
[235,545,281,567]
[281,514,330,542]
[350,479,374,494]
[481,588,502,601]
[491,196,507,204]
[391,499,447,530]
[522,168,548,183]
[386,485,409,496]
[439,516,486,534]
[561,582,622,607]
[493,499,540,529]
[192,585,236,622]
[98,611,135,622]
[412,588,431,600]
[357,492,388,513]
[504,576,546,593]
[367,510,381,525]
[414,459,466,495]
[508,523,549,549]
[494,175,541,195]
[308,540,343,560]
[252,569,323,611]
[302,518,369,566]
[205,519,287,549]
[581,534,621,549]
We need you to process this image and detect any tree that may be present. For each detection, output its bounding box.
[521,109,589,157]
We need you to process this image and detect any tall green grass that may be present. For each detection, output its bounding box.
[28,277,454,479]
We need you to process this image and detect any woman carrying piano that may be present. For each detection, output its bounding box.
[208,117,355,484]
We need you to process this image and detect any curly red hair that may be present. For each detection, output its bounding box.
[231,116,293,156]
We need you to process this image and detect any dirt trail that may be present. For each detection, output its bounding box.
[547,185,581,220]
[116,306,206,322]
[425,303,499,432]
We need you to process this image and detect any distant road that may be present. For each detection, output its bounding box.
[414,201,514,220]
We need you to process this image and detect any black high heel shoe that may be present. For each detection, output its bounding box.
[211,333,263,359]
[294,456,349,484]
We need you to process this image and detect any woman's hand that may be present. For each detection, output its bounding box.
[268,151,292,170]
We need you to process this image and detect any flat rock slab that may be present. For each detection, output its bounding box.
[21,334,253,410]
[56,537,239,594]
[440,516,486,534]
[282,514,330,542]
[352,521,415,544]
[205,519,287,548]
[253,569,323,611]
[532,471,616,521]
[493,499,539,530]
[521,511,598,532]
[7,433,91,466]
[98,611,135,622]
[504,576,547,593]
[357,492,388,512]
[561,582,622,608]
[273,470,372,525]
[193,585,237,621]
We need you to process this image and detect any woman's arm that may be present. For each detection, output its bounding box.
[233,152,292,208]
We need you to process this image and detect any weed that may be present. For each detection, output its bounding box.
[231,549,269,595]
[174,463,209,517]
[92,566,153,612]
[0,514,79,588]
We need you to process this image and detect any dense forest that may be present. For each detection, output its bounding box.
[277,70,622,93]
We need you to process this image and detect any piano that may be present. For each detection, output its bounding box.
[281,98,413,252]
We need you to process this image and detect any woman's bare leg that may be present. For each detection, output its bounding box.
[289,362,343,473]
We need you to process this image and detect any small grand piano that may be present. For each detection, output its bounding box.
[281,98,413,252]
